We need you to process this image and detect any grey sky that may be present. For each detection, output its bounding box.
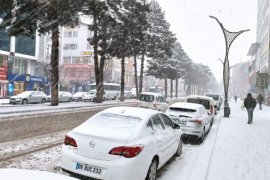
[157,0,257,81]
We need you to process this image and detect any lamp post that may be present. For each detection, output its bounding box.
[210,15,249,117]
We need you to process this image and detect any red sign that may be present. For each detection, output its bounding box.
[0,56,8,80]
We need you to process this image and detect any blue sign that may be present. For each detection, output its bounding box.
[8,83,13,93]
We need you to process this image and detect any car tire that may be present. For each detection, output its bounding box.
[93,98,96,102]
[146,159,158,180]
[41,98,46,103]
[22,99,28,105]
[198,129,205,144]
[175,137,183,157]
[68,98,72,102]
[78,97,82,101]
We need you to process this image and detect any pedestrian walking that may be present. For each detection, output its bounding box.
[244,93,257,124]
[256,93,264,110]
[234,95,238,102]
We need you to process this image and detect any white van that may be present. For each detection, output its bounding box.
[186,95,215,126]
[204,93,222,110]
[138,92,169,112]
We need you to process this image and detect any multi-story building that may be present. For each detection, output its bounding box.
[248,0,270,99]
[59,17,94,93]
[0,16,49,97]
[230,61,250,98]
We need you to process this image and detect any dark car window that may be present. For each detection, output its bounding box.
[169,107,196,112]
[151,115,165,130]
[187,99,210,109]
[139,94,154,102]
[159,114,173,129]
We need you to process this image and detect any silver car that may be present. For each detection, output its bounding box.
[47,91,73,102]
[138,92,169,112]
[9,91,47,105]
[165,102,211,143]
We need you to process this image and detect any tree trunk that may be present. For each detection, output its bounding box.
[50,26,60,106]
[92,9,103,103]
[165,79,168,98]
[120,57,125,101]
[139,52,145,94]
[176,78,178,97]
[170,79,173,98]
[133,55,139,99]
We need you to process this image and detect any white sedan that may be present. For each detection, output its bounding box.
[60,107,182,180]
[165,102,212,143]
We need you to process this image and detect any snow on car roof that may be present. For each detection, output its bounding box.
[186,95,214,101]
[100,106,160,120]
[139,92,163,96]
[170,102,204,110]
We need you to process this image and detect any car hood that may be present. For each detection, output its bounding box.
[10,95,25,99]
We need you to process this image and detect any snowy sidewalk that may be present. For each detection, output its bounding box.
[206,101,270,180]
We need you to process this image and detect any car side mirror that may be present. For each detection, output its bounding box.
[29,95,32,97]
[173,123,180,129]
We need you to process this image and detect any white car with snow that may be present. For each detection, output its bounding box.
[60,107,182,180]
[165,102,212,143]
[72,92,88,102]
[138,92,169,112]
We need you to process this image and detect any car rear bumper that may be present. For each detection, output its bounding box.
[60,145,147,180]
[180,126,203,137]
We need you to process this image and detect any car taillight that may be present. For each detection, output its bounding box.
[64,135,77,147]
[109,145,144,158]
[191,119,203,125]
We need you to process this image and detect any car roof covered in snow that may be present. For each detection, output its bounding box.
[99,106,160,120]
[169,102,204,110]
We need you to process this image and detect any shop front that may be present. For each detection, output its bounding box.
[0,55,8,98]
[8,73,48,96]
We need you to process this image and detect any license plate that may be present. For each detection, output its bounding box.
[75,162,102,175]
[178,118,187,125]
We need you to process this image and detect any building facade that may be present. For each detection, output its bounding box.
[248,0,270,100]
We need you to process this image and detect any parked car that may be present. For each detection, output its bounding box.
[166,102,211,143]
[47,91,73,102]
[9,91,47,105]
[186,95,215,125]
[72,92,87,102]
[138,92,169,112]
[167,97,187,106]
[124,91,133,99]
[82,90,105,102]
[60,107,182,180]
[204,93,222,110]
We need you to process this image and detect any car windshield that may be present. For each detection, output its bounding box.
[89,90,96,95]
[16,91,31,96]
[86,113,141,128]
[139,94,154,102]
[169,107,196,113]
[187,99,210,109]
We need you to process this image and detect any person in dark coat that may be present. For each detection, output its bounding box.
[244,93,257,124]
[256,93,264,110]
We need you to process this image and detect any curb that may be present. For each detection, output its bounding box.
[188,111,222,180]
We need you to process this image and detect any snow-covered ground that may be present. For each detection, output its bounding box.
[1,100,270,180]
[159,100,270,180]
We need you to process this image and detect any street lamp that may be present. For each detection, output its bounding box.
[210,15,249,117]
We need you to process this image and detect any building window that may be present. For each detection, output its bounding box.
[64,31,78,38]
[63,44,77,50]
[8,58,26,74]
